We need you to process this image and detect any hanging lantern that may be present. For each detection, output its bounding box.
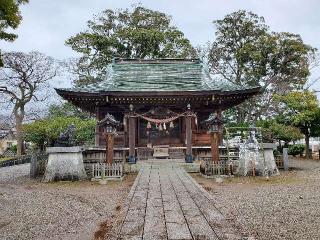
[147,121,151,129]
[163,122,166,130]
[170,121,174,128]
[159,124,163,131]
[195,117,198,126]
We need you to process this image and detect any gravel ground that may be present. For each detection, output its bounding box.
[192,157,320,240]
[0,164,136,240]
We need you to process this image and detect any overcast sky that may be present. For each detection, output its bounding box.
[1,0,320,95]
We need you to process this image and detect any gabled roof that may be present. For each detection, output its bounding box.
[58,58,259,93]
[98,113,121,126]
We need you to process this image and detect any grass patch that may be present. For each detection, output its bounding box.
[191,171,301,187]
[42,172,138,188]
[222,173,300,185]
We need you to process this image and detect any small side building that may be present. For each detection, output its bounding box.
[0,129,17,155]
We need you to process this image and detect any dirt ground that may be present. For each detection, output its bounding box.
[0,164,136,240]
[192,157,320,240]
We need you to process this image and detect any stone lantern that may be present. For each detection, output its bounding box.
[98,113,121,164]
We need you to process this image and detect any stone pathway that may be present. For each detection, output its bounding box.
[116,163,243,240]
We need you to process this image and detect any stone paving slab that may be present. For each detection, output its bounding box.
[117,162,243,240]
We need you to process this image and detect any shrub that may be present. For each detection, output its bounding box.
[273,149,281,156]
[288,144,305,157]
[23,116,96,149]
[8,145,17,153]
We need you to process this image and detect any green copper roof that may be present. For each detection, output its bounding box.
[61,59,257,93]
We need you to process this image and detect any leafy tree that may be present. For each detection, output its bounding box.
[0,51,57,156]
[269,123,302,147]
[257,120,302,147]
[23,119,47,151]
[66,6,196,86]
[0,0,28,66]
[48,102,93,120]
[208,10,316,123]
[275,91,320,158]
[23,116,96,150]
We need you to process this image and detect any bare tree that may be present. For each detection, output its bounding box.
[0,51,57,156]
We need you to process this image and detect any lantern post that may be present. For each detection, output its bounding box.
[98,113,121,164]
[204,111,222,163]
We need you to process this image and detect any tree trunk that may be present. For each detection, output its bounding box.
[305,134,310,159]
[236,106,246,124]
[15,113,24,156]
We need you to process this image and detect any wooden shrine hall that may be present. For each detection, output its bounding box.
[56,58,260,163]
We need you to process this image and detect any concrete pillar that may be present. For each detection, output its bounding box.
[30,154,36,178]
[283,148,289,171]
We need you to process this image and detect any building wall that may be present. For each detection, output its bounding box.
[0,139,17,154]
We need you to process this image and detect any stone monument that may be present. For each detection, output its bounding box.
[44,124,87,182]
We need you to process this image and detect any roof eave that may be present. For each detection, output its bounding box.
[55,86,261,98]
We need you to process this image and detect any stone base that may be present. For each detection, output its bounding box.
[91,176,125,182]
[98,179,108,185]
[44,146,87,182]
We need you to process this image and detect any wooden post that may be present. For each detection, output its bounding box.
[185,115,193,162]
[128,116,136,163]
[95,125,100,146]
[106,134,114,164]
[211,132,219,163]
[217,109,223,146]
[95,106,100,146]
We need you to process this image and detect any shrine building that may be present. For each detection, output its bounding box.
[56,58,260,163]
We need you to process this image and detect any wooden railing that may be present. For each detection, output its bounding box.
[137,147,153,161]
[200,160,236,176]
[196,147,240,162]
[91,163,124,179]
[275,155,284,169]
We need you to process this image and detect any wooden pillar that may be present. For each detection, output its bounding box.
[185,115,193,163]
[106,134,114,164]
[128,116,136,162]
[95,106,100,146]
[217,109,223,146]
[210,109,221,163]
[211,132,219,163]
